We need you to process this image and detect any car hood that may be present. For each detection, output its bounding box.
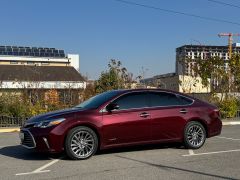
[26,107,84,123]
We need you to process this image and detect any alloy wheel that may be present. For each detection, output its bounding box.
[70,130,95,158]
[187,124,205,147]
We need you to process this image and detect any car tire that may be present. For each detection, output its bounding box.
[184,121,206,149]
[65,126,98,160]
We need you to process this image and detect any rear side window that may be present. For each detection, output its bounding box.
[113,92,147,110]
[177,95,193,105]
[148,92,193,107]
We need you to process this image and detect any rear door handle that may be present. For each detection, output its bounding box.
[180,109,188,114]
[139,112,150,118]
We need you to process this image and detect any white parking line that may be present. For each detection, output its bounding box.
[183,149,240,157]
[16,159,60,176]
[216,136,240,141]
[188,149,195,155]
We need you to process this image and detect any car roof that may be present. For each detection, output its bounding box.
[108,88,196,100]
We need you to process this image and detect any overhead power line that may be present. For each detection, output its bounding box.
[113,0,240,26]
[207,0,240,9]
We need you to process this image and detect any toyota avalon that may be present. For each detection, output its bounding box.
[19,89,222,160]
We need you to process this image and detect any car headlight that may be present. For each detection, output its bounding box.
[34,118,66,128]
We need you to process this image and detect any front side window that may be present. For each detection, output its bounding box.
[112,92,147,110]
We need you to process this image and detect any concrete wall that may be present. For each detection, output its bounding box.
[68,54,80,71]
[157,75,210,93]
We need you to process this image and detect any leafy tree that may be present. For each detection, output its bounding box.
[81,83,97,101]
[95,59,133,93]
[229,54,240,91]
[190,54,240,118]
[193,56,229,95]
[219,96,238,118]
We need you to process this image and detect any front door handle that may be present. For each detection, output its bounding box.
[139,112,150,118]
[180,109,188,114]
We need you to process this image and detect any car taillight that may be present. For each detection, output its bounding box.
[212,109,220,118]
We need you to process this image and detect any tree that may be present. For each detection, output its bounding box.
[193,56,228,95]
[95,59,133,93]
[193,55,240,118]
[81,83,97,101]
[177,57,201,93]
[229,54,240,92]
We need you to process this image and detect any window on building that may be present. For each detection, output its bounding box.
[41,62,50,65]
[27,62,34,65]
[10,61,18,64]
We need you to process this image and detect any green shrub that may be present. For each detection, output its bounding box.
[219,97,238,119]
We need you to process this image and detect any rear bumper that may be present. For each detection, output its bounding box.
[208,118,222,138]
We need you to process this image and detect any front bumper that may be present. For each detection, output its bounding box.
[20,127,64,153]
[20,129,36,149]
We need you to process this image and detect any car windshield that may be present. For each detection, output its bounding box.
[75,90,121,109]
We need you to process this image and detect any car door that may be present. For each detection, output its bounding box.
[148,91,193,141]
[102,92,151,146]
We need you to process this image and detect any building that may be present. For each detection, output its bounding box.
[0,45,86,103]
[0,65,85,89]
[0,46,80,71]
[176,44,240,76]
[141,73,210,93]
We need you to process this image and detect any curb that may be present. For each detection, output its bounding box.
[0,128,20,133]
[222,121,240,126]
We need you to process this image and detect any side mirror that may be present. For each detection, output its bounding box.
[106,103,119,112]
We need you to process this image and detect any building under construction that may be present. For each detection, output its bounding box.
[176,43,240,76]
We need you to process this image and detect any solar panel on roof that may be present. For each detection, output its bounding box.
[0,45,66,58]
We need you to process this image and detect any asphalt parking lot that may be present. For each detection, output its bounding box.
[0,126,240,180]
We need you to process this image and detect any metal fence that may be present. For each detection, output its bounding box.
[0,116,28,127]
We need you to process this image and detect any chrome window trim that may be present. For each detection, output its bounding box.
[20,129,36,149]
[100,90,195,113]
[100,91,148,113]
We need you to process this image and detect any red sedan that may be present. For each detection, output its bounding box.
[20,89,222,160]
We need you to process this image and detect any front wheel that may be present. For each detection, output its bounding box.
[65,126,98,160]
[184,121,206,149]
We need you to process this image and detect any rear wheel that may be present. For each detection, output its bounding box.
[184,121,206,149]
[65,126,98,160]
